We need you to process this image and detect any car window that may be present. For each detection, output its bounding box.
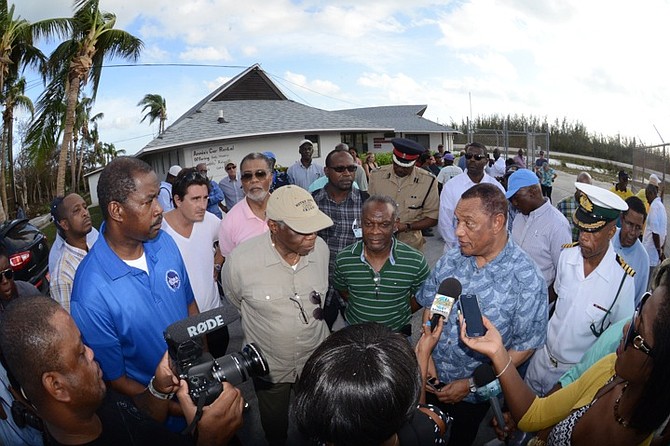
[1,221,41,251]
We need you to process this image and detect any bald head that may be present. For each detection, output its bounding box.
[576,172,592,185]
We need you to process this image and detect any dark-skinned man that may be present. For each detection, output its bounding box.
[0,296,244,445]
[312,148,368,329]
[612,196,649,305]
[368,138,439,252]
[525,183,635,395]
[438,142,505,250]
[71,157,199,431]
[506,169,571,295]
[49,194,94,313]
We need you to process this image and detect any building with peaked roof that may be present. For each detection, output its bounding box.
[133,64,458,185]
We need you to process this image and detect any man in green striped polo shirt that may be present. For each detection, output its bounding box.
[333,195,430,335]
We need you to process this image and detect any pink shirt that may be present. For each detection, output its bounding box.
[218,198,269,257]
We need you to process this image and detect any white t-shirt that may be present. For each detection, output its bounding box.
[162,212,221,311]
[643,197,668,266]
[436,165,463,184]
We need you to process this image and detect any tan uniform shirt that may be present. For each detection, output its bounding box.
[368,165,439,251]
[222,232,330,383]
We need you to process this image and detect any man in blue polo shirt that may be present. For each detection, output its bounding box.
[71,157,198,424]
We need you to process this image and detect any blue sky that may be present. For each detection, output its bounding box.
[14,0,670,156]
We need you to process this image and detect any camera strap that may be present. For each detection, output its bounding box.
[183,392,208,437]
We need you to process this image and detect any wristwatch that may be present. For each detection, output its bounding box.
[405,223,412,232]
[468,377,476,393]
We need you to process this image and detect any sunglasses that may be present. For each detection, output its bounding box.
[329,165,357,173]
[175,171,207,188]
[241,170,269,181]
[0,268,13,281]
[226,165,236,171]
[289,291,323,324]
[464,153,487,161]
[624,291,654,357]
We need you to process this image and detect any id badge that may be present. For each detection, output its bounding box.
[352,218,362,238]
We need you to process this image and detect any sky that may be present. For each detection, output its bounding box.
[13,0,670,156]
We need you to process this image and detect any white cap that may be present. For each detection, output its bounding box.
[168,165,182,176]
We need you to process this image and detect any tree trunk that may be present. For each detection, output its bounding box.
[57,74,81,197]
[0,124,7,220]
[7,115,15,211]
[71,133,78,192]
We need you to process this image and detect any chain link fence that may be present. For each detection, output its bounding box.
[453,128,550,168]
[631,143,668,196]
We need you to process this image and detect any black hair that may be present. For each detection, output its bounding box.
[97,157,153,220]
[629,264,670,432]
[0,296,64,406]
[363,195,399,222]
[240,152,272,172]
[293,323,421,446]
[623,196,648,223]
[171,167,210,203]
[419,152,431,164]
[461,183,508,224]
[50,196,66,238]
[646,184,659,199]
[325,147,353,167]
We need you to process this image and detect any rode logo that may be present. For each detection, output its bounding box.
[187,315,225,337]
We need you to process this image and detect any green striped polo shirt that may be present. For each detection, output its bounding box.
[333,238,429,331]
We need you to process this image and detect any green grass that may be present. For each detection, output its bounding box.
[42,205,103,246]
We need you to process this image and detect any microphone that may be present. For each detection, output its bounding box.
[429,278,461,332]
[473,363,507,442]
[164,307,239,345]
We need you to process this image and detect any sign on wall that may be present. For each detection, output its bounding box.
[192,144,235,179]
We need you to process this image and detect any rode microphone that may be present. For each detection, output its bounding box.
[429,278,462,332]
[164,307,239,345]
[473,363,507,442]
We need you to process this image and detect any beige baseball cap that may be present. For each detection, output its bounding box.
[266,185,333,234]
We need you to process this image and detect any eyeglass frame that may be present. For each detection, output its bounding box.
[328,165,357,173]
[624,291,654,357]
[240,169,270,182]
[0,268,13,282]
[289,291,324,324]
[464,153,487,161]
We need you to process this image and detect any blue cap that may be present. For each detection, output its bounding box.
[505,169,539,199]
[262,151,276,160]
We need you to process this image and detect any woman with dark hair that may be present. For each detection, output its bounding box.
[294,321,449,446]
[363,152,380,179]
[459,261,670,446]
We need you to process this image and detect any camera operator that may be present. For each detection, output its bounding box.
[0,296,244,445]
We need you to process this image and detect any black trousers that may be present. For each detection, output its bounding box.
[426,394,490,446]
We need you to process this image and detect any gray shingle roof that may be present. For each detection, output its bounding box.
[138,100,392,155]
[334,105,458,133]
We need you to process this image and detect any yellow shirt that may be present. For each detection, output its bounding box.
[610,185,634,201]
[519,354,652,446]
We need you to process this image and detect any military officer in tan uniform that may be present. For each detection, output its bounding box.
[368,138,439,251]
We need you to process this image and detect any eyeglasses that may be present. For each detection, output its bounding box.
[174,171,207,188]
[464,153,487,161]
[624,291,654,357]
[0,268,13,282]
[226,165,237,171]
[241,170,269,181]
[372,271,381,299]
[329,165,357,173]
[289,291,324,324]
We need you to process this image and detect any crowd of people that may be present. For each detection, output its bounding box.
[0,137,667,446]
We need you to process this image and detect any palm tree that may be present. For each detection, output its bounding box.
[2,76,33,215]
[138,93,167,134]
[0,0,44,104]
[33,0,143,196]
[100,142,124,165]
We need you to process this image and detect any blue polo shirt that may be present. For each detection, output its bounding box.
[71,222,194,387]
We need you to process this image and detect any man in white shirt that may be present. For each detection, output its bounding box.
[49,194,95,312]
[436,153,462,192]
[438,142,505,250]
[162,167,227,356]
[486,148,506,179]
[643,183,667,278]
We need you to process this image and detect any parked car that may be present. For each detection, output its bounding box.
[0,219,49,292]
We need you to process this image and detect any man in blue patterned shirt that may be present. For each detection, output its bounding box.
[417,183,548,446]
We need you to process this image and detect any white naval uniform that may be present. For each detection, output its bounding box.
[525,242,635,395]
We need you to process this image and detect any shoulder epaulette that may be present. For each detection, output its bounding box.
[616,254,636,277]
[561,242,579,249]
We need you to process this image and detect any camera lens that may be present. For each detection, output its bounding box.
[213,342,269,385]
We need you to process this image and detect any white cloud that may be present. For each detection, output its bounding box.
[284,72,340,96]
[204,76,233,91]
[179,46,232,62]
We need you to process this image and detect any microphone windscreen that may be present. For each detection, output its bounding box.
[473,363,497,387]
[437,277,462,297]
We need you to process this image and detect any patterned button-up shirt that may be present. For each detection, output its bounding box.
[417,237,548,403]
[556,194,579,242]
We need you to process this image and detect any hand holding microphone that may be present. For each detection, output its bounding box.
[473,363,509,443]
[429,278,462,332]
